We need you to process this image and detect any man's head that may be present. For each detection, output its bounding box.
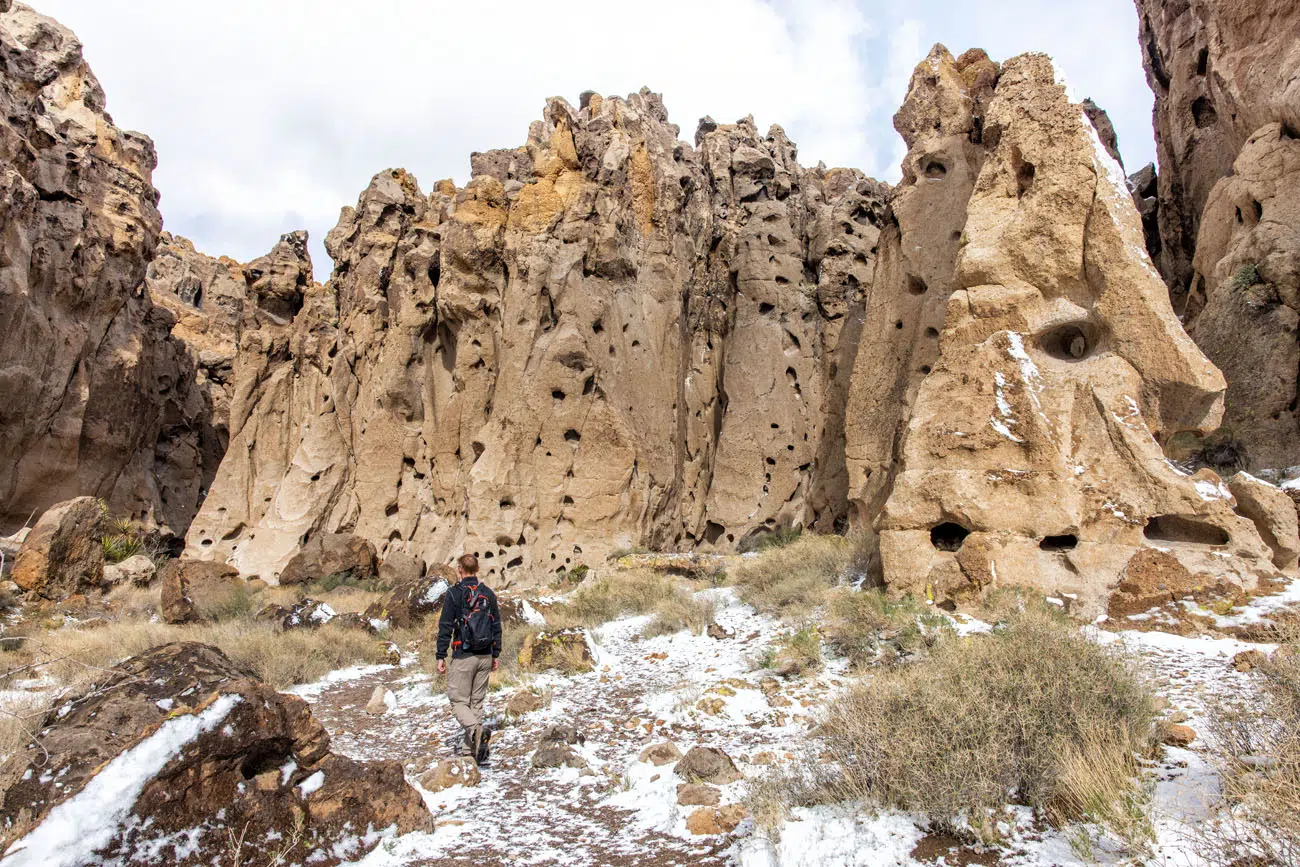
[456,553,479,579]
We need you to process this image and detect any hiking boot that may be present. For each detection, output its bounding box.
[459,725,479,757]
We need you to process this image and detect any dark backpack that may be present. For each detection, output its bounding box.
[458,583,496,655]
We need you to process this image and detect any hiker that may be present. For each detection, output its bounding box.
[435,553,502,760]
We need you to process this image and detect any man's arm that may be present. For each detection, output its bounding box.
[436,587,457,659]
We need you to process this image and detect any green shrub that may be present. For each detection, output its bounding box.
[733,534,853,618]
[1228,262,1261,291]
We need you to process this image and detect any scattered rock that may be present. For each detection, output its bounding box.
[706,623,733,640]
[1162,723,1198,748]
[364,686,392,715]
[1232,649,1268,672]
[685,805,748,836]
[750,751,775,765]
[160,564,196,624]
[517,629,594,673]
[103,554,158,588]
[676,747,742,785]
[531,742,586,769]
[10,498,106,600]
[420,756,481,792]
[638,742,683,766]
[278,533,378,586]
[0,642,431,863]
[541,724,585,746]
[330,611,386,633]
[364,566,453,629]
[259,598,336,631]
[505,690,543,716]
[676,783,720,806]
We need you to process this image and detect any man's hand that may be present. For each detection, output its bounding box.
[436,658,447,675]
[491,658,500,672]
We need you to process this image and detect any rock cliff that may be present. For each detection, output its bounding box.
[1136,0,1300,469]
[846,47,1283,614]
[0,3,224,536]
[183,92,889,582]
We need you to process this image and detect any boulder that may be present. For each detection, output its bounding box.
[1232,649,1267,672]
[531,742,586,769]
[258,598,336,631]
[160,564,196,624]
[517,629,594,673]
[505,690,543,716]
[419,756,481,792]
[677,783,721,806]
[675,746,741,785]
[364,566,453,628]
[1227,473,1300,570]
[639,741,683,766]
[10,498,105,600]
[278,533,378,586]
[0,643,431,864]
[364,686,393,715]
[103,554,158,587]
[378,549,424,586]
[686,804,748,835]
[330,611,386,634]
[157,559,242,624]
[707,622,733,640]
[1162,723,1198,748]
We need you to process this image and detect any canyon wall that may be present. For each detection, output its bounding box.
[183,93,890,583]
[1137,0,1300,470]
[0,3,224,536]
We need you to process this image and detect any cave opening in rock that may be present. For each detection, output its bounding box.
[1144,515,1230,545]
[1040,534,1078,552]
[930,522,970,552]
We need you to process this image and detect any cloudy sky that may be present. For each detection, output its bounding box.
[37,0,1155,279]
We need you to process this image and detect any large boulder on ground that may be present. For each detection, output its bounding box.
[364,565,454,628]
[257,598,337,631]
[157,559,241,624]
[10,498,105,600]
[0,643,431,864]
[517,629,595,672]
[419,756,480,792]
[159,565,196,624]
[103,554,158,587]
[686,804,748,835]
[1227,473,1300,571]
[278,533,378,586]
[675,746,741,785]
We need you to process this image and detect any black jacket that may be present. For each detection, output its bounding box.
[436,577,503,659]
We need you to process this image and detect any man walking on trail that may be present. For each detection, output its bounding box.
[436,554,502,761]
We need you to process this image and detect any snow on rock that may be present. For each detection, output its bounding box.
[2,694,242,867]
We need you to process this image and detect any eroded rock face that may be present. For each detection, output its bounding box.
[0,642,430,865]
[0,5,226,538]
[846,48,1283,615]
[184,91,889,582]
[1136,0,1300,302]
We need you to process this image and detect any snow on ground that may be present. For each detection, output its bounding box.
[273,578,1297,867]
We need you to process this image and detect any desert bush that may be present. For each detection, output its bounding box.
[1228,262,1261,291]
[307,570,390,595]
[818,603,1157,845]
[550,569,683,627]
[642,592,717,638]
[193,581,257,622]
[822,588,949,668]
[733,533,853,618]
[757,624,822,676]
[1197,636,1300,866]
[737,526,803,555]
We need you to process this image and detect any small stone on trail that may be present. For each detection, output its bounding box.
[1232,649,1267,672]
[1162,723,1197,747]
[676,746,741,784]
[706,622,733,640]
[364,685,390,715]
[639,741,682,766]
[685,804,748,835]
[421,756,481,791]
[532,743,586,769]
[677,783,721,806]
[506,690,543,716]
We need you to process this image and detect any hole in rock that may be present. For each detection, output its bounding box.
[925,327,939,338]
[507,557,524,568]
[1253,200,1263,221]
[1016,161,1035,198]
[703,521,726,545]
[759,302,775,315]
[919,365,932,375]
[241,740,292,780]
[924,161,947,179]
[1144,515,1230,546]
[1192,96,1217,129]
[1196,47,1208,76]
[310,473,321,482]
[499,499,514,509]
[385,503,399,518]
[562,495,575,505]
[907,275,928,296]
[930,522,971,552]
[1039,321,1099,361]
[472,441,486,461]
[1040,534,1078,552]
[564,429,581,442]
[895,320,905,330]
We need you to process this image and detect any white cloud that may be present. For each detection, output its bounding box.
[31,0,1155,279]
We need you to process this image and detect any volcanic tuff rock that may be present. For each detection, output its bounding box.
[845,46,1284,615]
[0,642,431,865]
[1136,0,1300,469]
[183,89,890,582]
[0,4,225,537]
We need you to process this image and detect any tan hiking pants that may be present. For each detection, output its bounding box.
[447,654,493,730]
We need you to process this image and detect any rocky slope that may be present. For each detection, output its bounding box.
[1136,0,1300,469]
[0,3,225,537]
[183,92,890,583]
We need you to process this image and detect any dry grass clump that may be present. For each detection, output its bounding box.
[733,533,853,618]
[817,603,1157,846]
[642,592,717,638]
[1198,633,1300,866]
[1,620,391,692]
[757,624,823,676]
[822,588,949,668]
